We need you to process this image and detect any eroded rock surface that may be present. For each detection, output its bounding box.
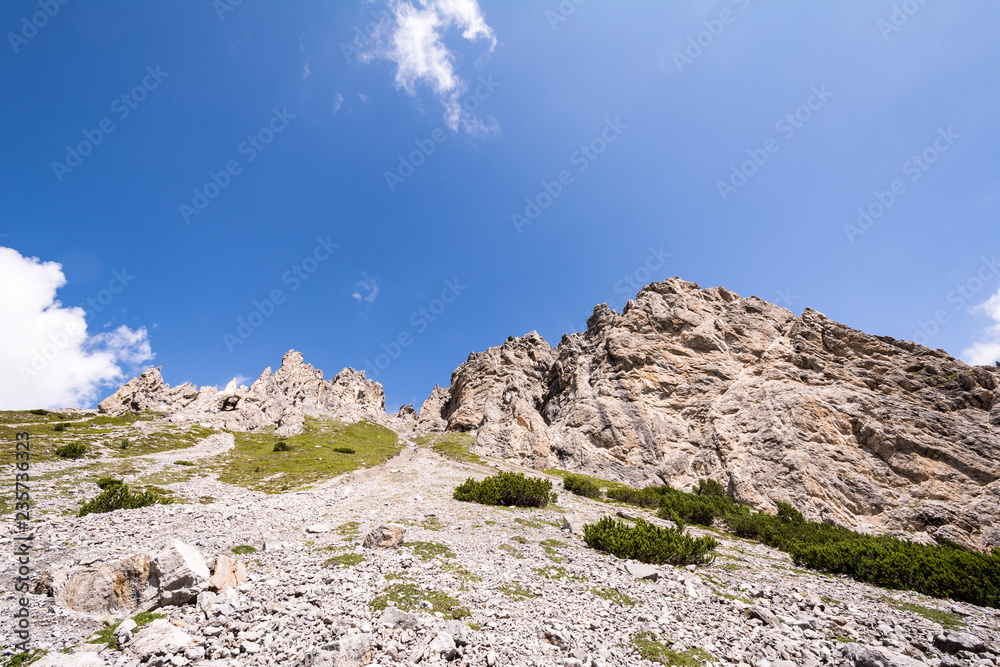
[427,278,1000,549]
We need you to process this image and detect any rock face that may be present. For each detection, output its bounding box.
[99,350,396,436]
[425,278,1000,550]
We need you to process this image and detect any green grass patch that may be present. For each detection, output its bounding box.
[631,632,715,666]
[453,471,556,508]
[415,432,484,465]
[443,563,482,583]
[87,611,164,651]
[584,517,718,566]
[0,649,48,666]
[207,418,402,493]
[370,583,469,619]
[325,552,365,568]
[337,521,360,536]
[408,541,455,561]
[498,582,536,599]
[590,586,636,607]
[498,544,523,559]
[232,545,257,555]
[514,517,544,530]
[889,600,966,630]
[331,446,355,454]
[532,565,586,582]
[173,460,196,466]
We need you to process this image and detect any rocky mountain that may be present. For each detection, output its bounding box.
[98,351,411,437]
[99,278,1000,551]
[419,278,1000,551]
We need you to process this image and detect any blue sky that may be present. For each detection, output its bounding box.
[2,0,999,411]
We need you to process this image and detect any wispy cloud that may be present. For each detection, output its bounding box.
[0,246,153,408]
[352,272,380,304]
[962,288,1000,366]
[361,0,496,134]
[333,92,344,113]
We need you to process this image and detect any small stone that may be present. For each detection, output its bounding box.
[624,562,659,581]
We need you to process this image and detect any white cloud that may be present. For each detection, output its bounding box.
[333,92,344,112]
[0,246,153,409]
[362,0,497,134]
[961,288,1000,366]
[352,272,380,304]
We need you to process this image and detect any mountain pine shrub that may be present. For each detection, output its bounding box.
[453,471,556,507]
[583,516,717,565]
[563,473,602,499]
[78,483,172,517]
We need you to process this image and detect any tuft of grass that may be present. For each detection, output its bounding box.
[370,583,469,619]
[498,544,523,559]
[173,460,196,466]
[232,545,257,555]
[325,552,365,568]
[332,446,355,454]
[499,582,536,599]
[52,422,69,432]
[532,565,586,582]
[87,611,164,651]
[1,649,48,666]
[890,600,966,630]
[337,521,360,536]
[590,586,636,607]
[208,418,402,493]
[408,541,455,561]
[273,441,292,452]
[631,632,715,666]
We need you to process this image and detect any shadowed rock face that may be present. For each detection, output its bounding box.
[425,278,1000,550]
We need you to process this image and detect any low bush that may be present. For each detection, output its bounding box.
[332,446,355,454]
[272,441,292,452]
[693,478,727,498]
[53,422,68,432]
[28,409,49,416]
[79,483,172,516]
[453,471,556,508]
[605,485,671,508]
[96,476,123,490]
[55,443,87,459]
[563,473,602,499]
[584,516,717,565]
[173,460,196,466]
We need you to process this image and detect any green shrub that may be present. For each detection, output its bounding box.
[453,471,556,508]
[693,478,727,498]
[583,516,717,566]
[120,438,130,450]
[96,476,124,490]
[55,443,87,459]
[273,441,291,452]
[173,460,196,466]
[332,446,355,454]
[605,485,671,508]
[563,473,602,499]
[507,336,514,342]
[232,545,257,555]
[28,409,49,416]
[53,422,68,432]
[78,484,171,516]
